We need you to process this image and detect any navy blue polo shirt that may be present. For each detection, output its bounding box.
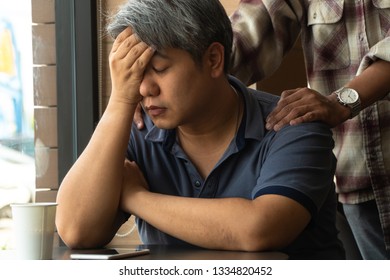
[126,76,344,259]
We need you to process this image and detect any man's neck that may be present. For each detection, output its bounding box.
[176,85,243,178]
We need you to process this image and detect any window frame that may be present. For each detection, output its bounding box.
[55,0,99,182]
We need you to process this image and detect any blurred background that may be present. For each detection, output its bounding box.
[0,2,34,249]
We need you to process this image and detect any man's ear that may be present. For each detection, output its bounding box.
[205,42,225,78]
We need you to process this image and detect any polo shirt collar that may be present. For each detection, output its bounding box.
[229,75,266,143]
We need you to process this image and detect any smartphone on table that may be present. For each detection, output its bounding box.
[70,248,150,260]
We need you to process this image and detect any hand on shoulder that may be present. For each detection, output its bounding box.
[265,87,351,131]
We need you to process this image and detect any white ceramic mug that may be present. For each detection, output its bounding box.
[11,202,57,260]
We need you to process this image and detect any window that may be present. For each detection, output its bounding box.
[0,2,34,249]
[56,0,99,181]
[0,0,100,250]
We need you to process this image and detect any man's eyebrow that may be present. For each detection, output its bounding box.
[154,50,170,60]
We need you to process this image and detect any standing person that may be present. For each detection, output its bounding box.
[55,0,345,259]
[229,0,390,259]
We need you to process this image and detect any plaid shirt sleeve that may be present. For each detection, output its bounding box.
[358,36,390,74]
[230,0,304,85]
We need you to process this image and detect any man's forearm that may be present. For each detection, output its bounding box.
[56,101,137,248]
[347,59,390,109]
[125,190,310,251]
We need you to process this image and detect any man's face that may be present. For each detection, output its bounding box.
[140,48,213,129]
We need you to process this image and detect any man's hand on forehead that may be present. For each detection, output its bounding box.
[109,27,155,105]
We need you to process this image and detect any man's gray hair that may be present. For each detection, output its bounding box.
[107,0,233,72]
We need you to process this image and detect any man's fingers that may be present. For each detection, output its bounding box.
[280,88,303,98]
[267,88,304,122]
[133,103,145,129]
[266,88,315,130]
[267,103,316,131]
[266,99,298,130]
[111,27,134,52]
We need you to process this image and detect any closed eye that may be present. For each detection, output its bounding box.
[152,67,168,74]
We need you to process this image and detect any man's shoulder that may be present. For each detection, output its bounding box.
[272,121,334,149]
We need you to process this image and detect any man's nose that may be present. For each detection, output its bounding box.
[139,74,159,97]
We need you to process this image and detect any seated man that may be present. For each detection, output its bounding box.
[55,0,345,259]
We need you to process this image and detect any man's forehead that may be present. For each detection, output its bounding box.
[152,47,189,61]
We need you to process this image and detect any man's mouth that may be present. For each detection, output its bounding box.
[146,105,167,117]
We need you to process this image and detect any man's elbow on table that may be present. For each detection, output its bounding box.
[235,223,300,252]
[235,197,310,252]
[56,217,113,249]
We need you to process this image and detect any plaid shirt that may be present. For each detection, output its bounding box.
[230,0,390,248]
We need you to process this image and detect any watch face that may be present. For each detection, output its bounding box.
[340,89,359,104]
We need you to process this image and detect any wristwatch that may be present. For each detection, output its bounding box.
[334,87,361,119]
